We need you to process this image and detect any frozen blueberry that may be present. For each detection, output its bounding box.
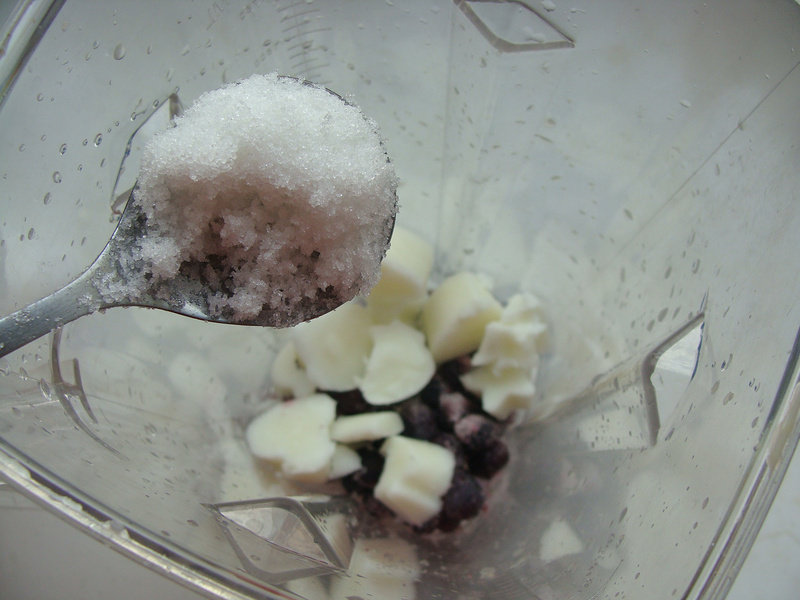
[326,389,374,416]
[469,437,510,479]
[419,375,446,407]
[413,515,441,534]
[454,414,502,454]
[341,472,365,495]
[437,356,473,391]
[399,399,439,441]
[434,392,472,432]
[342,447,384,493]
[438,469,484,531]
[430,432,469,470]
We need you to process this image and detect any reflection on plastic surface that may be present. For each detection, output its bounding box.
[44,328,121,456]
[208,496,354,584]
[455,0,574,52]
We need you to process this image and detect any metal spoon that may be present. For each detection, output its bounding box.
[0,78,395,359]
[0,187,393,359]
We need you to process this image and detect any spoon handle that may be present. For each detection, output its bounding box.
[0,272,102,359]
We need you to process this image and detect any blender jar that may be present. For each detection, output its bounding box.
[1,1,800,599]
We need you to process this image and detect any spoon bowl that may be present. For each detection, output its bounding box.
[0,194,272,359]
[0,75,396,360]
[0,188,394,359]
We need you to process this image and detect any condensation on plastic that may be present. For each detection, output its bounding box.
[0,1,799,599]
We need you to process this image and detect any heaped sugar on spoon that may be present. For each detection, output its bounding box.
[0,74,398,359]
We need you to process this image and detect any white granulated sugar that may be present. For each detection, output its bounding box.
[133,73,397,326]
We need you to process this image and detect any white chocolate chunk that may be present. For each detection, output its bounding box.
[330,537,420,600]
[421,272,502,363]
[329,444,362,479]
[330,412,404,443]
[292,302,372,391]
[245,394,336,483]
[461,363,538,420]
[270,340,316,398]
[367,227,434,324]
[539,519,585,563]
[360,321,435,406]
[472,293,548,373]
[503,292,546,323]
[375,436,455,526]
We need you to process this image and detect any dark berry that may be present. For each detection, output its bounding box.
[326,389,374,416]
[469,437,510,479]
[439,469,484,531]
[419,375,446,407]
[434,392,472,431]
[413,515,441,534]
[341,472,366,495]
[343,447,384,492]
[436,514,460,533]
[437,356,472,391]
[454,414,502,454]
[430,432,469,470]
[399,399,439,441]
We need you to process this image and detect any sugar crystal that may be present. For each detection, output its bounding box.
[133,73,397,326]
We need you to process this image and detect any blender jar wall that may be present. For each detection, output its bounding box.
[1,1,800,600]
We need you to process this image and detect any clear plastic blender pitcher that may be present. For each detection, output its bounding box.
[1,1,800,598]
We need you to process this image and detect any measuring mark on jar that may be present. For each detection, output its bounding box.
[277,0,331,83]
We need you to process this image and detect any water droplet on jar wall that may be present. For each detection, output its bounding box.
[43,192,52,205]
[59,143,67,155]
[52,171,62,183]
[113,43,127,60]
[94,133,103,146]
